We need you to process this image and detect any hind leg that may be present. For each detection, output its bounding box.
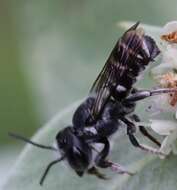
[129,114,161,147]
[121,117,165,156]
[139,125,161,147]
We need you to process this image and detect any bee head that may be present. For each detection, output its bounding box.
[56,126,92,177]
[56,126,75,150]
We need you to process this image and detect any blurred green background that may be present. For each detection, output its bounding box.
[1,0,177,182]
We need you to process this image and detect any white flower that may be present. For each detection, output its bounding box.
[161,21,177,36]
[151,45,177,74]
[146,92,177,114]
[150,21,177,113]
[148,21,177,158]
[151,21,177,75]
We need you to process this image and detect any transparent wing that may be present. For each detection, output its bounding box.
[90,22,144,119]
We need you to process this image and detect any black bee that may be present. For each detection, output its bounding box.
[9,22,177,185]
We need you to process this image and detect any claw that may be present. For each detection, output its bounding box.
[107,160,135,176]
[87,167,109,180]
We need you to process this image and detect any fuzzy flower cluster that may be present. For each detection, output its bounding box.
[148,21,177,157]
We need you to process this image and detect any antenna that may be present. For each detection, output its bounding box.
[40,156,65,185]
[8,132,57,151]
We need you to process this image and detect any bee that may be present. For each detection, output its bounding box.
[9,22,177,185]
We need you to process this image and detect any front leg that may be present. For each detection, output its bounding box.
[124,88,177,102]
[94,137,134,175]
[87,166,108,180]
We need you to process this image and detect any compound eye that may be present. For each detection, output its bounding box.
[58,138,67,149]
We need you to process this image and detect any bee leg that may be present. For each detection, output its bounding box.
[122,117,165,156]
[139,125,161,147]
[87,167,108,180]
[94,137,110,168]
[103,161,134,176]
[124,88,177,102]
[127,127,166,156]
[87,137,109,180]
[128,114,161,147]
[127,130,164,155]
[94,138,133,175]
[129,114,140,122]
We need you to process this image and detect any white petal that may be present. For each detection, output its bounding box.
[160,131,177,154]
[161,21,177,35]
[151,46,177,75]
[175,111,177,119]
[162,46,177,69]
[151,63,173,76]
[150,119,177,135]
[147,94,177,114]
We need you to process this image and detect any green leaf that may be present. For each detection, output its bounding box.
[124,155,177,190]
